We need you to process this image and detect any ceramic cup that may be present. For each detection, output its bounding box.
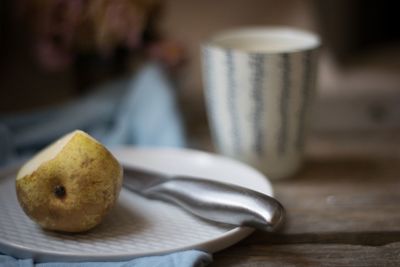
[201,27,320,179]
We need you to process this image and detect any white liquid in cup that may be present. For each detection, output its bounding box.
[209,28,319,52]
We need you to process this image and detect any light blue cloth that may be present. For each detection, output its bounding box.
[0,251,212,267]
[0,63,213,266]
[0,62,186,165]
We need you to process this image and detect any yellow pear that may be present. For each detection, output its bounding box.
[16,130,123,233]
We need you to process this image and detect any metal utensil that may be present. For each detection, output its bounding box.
[123,166,284,231]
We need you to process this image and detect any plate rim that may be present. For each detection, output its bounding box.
[0,146,273,262]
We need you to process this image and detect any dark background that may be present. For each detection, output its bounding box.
[1,0,399,143]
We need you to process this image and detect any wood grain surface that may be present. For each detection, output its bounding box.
[209,132,400,266]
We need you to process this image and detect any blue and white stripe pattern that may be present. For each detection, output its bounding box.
[250,54,265,156]
[278,53,291,156]
[202,46,317,178]
[226,50,242,155]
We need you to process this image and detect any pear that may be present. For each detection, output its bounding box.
[16,130,123,233]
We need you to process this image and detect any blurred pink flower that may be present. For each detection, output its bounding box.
[36,39,72,71]
[19,0,160,71]
[148,40,185,68]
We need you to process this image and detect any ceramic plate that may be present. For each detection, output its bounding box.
[0,147,273,262]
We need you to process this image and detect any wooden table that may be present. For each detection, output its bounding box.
[206,131,400,266]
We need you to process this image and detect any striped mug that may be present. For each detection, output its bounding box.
[202,27,320,179]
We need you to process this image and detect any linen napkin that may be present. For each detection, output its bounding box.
[0,62,186,165]
[0,251,212,267]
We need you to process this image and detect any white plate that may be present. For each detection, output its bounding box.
[0,147,273,262]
